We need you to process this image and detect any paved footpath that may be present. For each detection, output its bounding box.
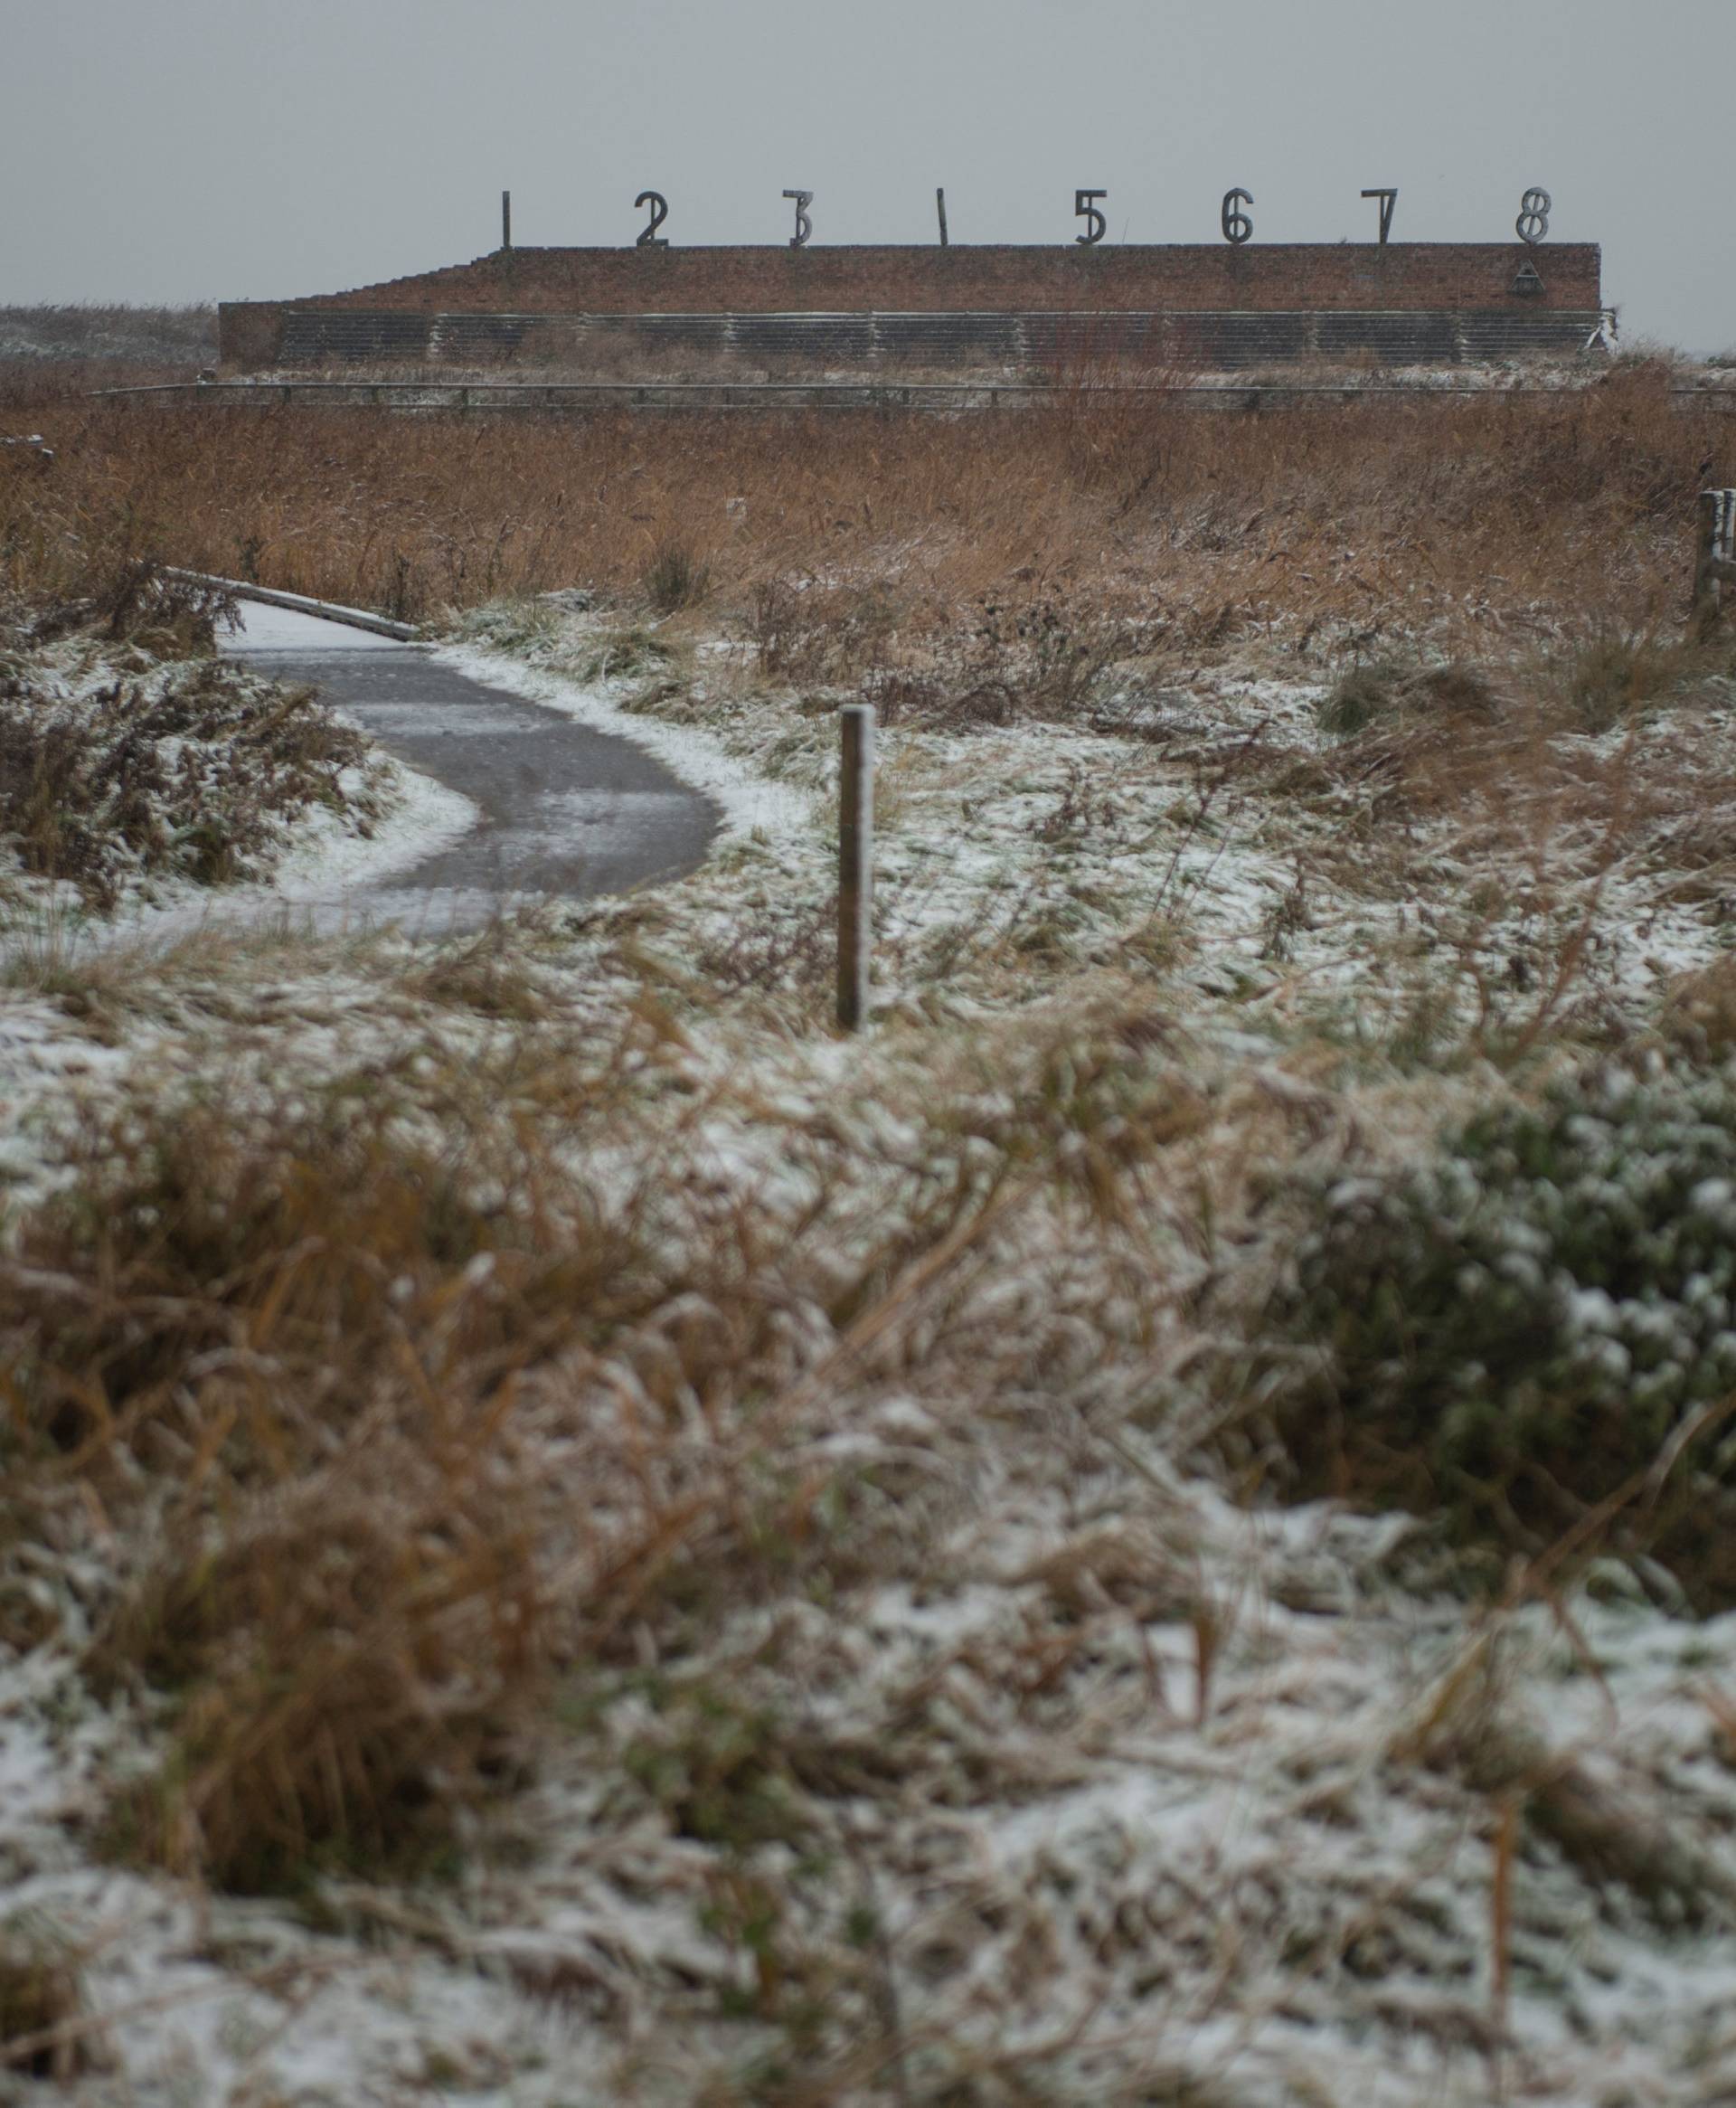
[227,603,717,931]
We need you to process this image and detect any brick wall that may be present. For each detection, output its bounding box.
[221,241,1601,365]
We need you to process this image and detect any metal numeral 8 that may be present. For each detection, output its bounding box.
[1515,188,1551,245]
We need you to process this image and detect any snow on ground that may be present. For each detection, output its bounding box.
[92,749,477,945]
[1,609,476,941]
[225,602,406,653]
[0,610,483,1211]
[7,598,1736,2103]
[439,638,810,846]
[13,1410,1736,2103]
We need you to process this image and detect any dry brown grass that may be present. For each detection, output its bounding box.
[3,1002,1127,1897]
[7,358,1736,2095]
[1,364,1724,648]
[3,1082,665,1889]
[1661,954,1736,1059]
[0,1937,90,2082]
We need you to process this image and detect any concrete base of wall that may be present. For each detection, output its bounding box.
[241,306,1606,375]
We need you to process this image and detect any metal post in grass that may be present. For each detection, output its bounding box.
[837,704,875,1031]
[1695,488,1736,639]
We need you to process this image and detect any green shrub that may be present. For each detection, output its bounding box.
[1270,1061,1736,1602]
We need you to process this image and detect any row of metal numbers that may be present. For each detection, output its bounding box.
[628,188,1555,251]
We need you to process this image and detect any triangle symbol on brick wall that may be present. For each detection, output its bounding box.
[1512,263,1545,296]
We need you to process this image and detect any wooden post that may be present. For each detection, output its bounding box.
[502,190,513,252]
[837,704,875,1030]
[1695,488,1735,639]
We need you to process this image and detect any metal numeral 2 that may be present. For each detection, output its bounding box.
[635,191,669,249]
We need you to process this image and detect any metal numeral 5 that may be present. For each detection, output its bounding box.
[1074,190,1108,245]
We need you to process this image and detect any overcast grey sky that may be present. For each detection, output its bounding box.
[3,0,1731,352]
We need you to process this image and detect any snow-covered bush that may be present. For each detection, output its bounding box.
[1277,1061,1736,1600]
[0,651,385,911]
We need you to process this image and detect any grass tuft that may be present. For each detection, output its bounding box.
[643,537,712,615]
[1316,656,1499,739]
[0,1933,89,2082]
[1551,627,1703,733]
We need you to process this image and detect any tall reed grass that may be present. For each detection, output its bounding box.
[1,362,1722,642]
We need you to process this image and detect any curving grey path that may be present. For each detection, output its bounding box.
[226,603,717,932]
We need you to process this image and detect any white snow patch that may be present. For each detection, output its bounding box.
[69,750,480,950]
[225,600,404,653]
[439,641,810,844]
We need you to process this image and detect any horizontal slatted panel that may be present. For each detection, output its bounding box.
[274,307,1609,372]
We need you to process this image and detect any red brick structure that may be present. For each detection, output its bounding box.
[219,243,1605,373]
